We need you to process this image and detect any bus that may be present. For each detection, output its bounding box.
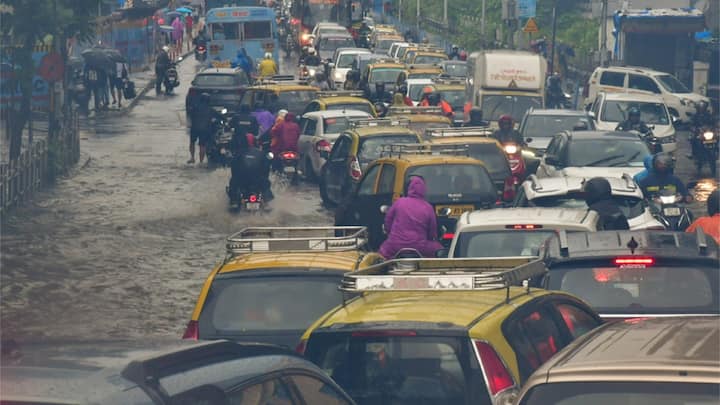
[206,7,279,69]
[206,0,258,11]
[293,0,352,32]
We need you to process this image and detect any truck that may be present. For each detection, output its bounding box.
[465,50,546,126]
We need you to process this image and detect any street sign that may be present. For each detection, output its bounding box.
[517,0,537,19]
[523,17,539,33]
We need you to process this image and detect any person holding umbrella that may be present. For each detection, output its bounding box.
[171,16,184,60]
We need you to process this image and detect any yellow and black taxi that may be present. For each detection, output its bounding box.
[182,226,382,348]
[319,118,421,207]
[386,106,452,137]
[299,257,603,405]
[404,48,448,65]
[359,60,407,102]
[426,127,515,200]
[302,90,378,117]
[429,77,467,126]
[334,143,498,248]
[372,34,404,55]
[240,75,319,116]
[395,64,444,86]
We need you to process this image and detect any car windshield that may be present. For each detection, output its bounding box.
[453,230,556,257]
[438,90,465,109]
[198,274,346,334]
[327,103,373,115]
[548,264,718,314]
[194,74,245,86]
[405,164,496,204]
[375,39,397,50]
[567,139,649,167]
[358,134,417,162]
[337,53,363,68]
[522,115,595,138]
[324,116,365,133]
[369,68,404,83]
[466,143,511,178]
[277,90,318,114]
[655,74,690,93]
[414,54,447,64]
[320,37,356,53]
[601,101,670,125]
[409,84,430,101]
[521,381,720,405]
[305,335,482,405]
[527,193,645,218]
[482,95,543,122]
[442,63,467,77]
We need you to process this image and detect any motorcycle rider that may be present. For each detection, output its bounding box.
[258,52,278,78]
[187,93,220,164]
[310,71,331,90]
[418,86,433,107]
[252,101,275,138]
[270,112,300,171]
[638,153,692,203]
[492,115,524,145]
[155,45,171,95]
[546,72,564,109]
[358,22,371,47]
[690,100,717,161]
[583,177,630,231]
[379,176,443,259]
[396,84,413,106]
[429,92,453,119]
[344,69,360,90]
[303,47,321,67]
[465,107,489,127]
[615,106,651,134]
[448,45,460,60]
[228,133,273,204]
[231,104,260,151]
[686,188,720,243]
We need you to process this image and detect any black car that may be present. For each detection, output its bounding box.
[186,67,250,113]
[534,229,720,320]
[518,108,596,156]
[1,339,356,404]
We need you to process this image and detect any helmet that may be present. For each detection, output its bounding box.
[422,86,433,96]
[162,45,170,52]
[583,177,612,206]
[697,100,709,112]
[498,114,513,126]
[628,107,641,117]
[708,188,719,216]
[652,153,673,175]
[307,47,316,55]
[452,44,458,50]
[200,92,211,102]
[264,52,272,59]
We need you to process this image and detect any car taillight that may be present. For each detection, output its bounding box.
[316,139,332,153]
[442,232,454,240]
[474,340,515,396]
[249,194,258,203]
[198,45,205,51]
[349,156,362,180]
[281,151,298,160]
[613,257,654,266]
[295,340,307,355]
[502,176,516,201]
[182,320,199,340]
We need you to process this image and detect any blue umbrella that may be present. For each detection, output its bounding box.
[165,11,182,20]
[176,7,193,13]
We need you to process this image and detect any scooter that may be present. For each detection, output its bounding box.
[163,60,181,94]
[649,189,693,231]
[194,44,207,62]
[206,108,233,165]
[225,150,274,212]
[275,150,300,184]
[692,126,718,176]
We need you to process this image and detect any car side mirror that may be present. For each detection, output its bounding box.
[319,150,329,159]
[525,137,533,144]
[380,205,389,214]
[545,154,560,166]
[572,121,589,131]
[588,111,596,120]
[328,62,335,68]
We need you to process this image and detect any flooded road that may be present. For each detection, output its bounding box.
[1,58,331,341]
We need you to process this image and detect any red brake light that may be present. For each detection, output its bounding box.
[352,330,418,337]
[198,45,205,51]
[474,341,515,395]
[349,156,362,180]
[281,151,298,160]
[442,232,454,240]
[316,139,332,153]
[249,194,258,203]
[505,224,543,229]
[613,257,654,266]
[295,340,307,355]
[182,320,199,340]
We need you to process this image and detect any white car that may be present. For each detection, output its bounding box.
[404,78,433,106]
[329,48,371,86]
[514,175,665,230]
[311,22,348,39]
[297,110,373,180]
[583,65,710,122]
[590,92,677,152]
[448,208,599,258]
[536,130,652,179]
[388,41,409,59]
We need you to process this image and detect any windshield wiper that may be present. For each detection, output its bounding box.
[608,151,642,167]
[584,154,626,167]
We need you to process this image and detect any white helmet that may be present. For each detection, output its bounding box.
[162,45,170,52]
[264,52,272,59]
[307,47,316,55]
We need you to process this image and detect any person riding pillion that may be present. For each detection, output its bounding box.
[583,177,630,231]
[258,52,278,77]
[615,106,651,134]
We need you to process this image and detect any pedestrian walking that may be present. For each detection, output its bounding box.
[171,17,184,60]
[112,60,128,108]
[83,64,102,111]
[185,14,194,52]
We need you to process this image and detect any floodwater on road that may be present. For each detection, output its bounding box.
[1,58,331,341]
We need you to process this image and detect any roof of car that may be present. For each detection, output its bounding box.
[368,61,406,68]
[521,175,642,198]
[336,47,371,55]
[406,78,434,85]
[526,316,720,385]
[525,109,593,117]
[396,114,452,124]
[249,83,318,91]
[457,208,598,230]
[594,65,670,76]
[559,130,646,140]
[429,136,501,145]
[302,109,372,120]
[440,60,466,65]
[376,154,487,166]
[316,96,372,105]
[600,91,667,103]
[350,125,420,137]
[541,230,720,264]
[220,251,367,273]
[432,83,465,90]
[199,67,242,75]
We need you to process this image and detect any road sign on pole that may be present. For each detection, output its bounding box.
[517,0,536,19]
[523,17,539,33]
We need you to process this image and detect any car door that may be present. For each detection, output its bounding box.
[337,163,382,243]
[359,163,395,245]
[539,135,562,177]
[298,117,317,164]
[324,134,352,203]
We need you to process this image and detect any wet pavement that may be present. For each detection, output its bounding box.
[1,56,331,341]
[1,53,717,342]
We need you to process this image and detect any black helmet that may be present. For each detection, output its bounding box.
[200,92,211,102]
[652,153,673,175]
[708,188,719,216]
[428,92,440,104]
[583,177,612,206]
[697,100,709,112]
[398,84,408,94]
[470,107,484,122]
[628,106,641,117]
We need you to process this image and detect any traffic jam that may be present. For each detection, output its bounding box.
[2,0,720,404]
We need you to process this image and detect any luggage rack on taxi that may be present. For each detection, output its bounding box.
[350,117,411,128]
[225,226,368,257]
[425,126,493,138]
[339,257,547,302]
[317,90,365,98]
[431,77,465,85]
[387,106,443,116]
[380,143,469,158]
[256,75,299,84]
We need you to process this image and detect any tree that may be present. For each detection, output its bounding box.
[1,0,96,162]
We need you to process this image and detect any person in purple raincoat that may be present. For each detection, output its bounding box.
[379,176,443,259]
[171,16,184,60]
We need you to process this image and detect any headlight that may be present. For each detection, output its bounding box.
[301,33,310,41]
[703,131,714,141]
[657,195,679,204]
[504,144,518,154]
[307,67,317,76]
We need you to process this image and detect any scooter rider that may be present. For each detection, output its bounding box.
[465,107,490,127]
[638,153,692,203]
[258,52,278,78]
[303,47,321,66]
[448,45,460,60]
[228,133,273,203]
[692,101,716,129]
[155,45,171,95]
[583,177,630,231]
[492,115,524,145]
[616,106,651,134]
[310,71,331,90]
[546,72,564,109]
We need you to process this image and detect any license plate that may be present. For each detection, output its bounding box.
[283,166,296,173]
[663,207,681,216]
[436,205,474,217]
[703,139,716,144]
[245,202,261,210]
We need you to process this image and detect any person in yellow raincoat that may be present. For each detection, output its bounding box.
[258,52,278,77]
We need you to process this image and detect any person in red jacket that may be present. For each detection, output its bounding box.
[686,188,720,243]
[270,112,300,169]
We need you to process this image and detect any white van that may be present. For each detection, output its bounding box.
[583,66,709,123]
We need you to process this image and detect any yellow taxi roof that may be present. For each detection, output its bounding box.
[352,126,419,137]
[370,62,406,69]
[397,114,452,123]
[317,96,372,105]
[408,68,443,75]
[376,153,484,166]
[415,51,447,57]
[432,83,464,91]
[430,136,500,145]
[250,84,319,92]
[220,251,364,273]
[318,289,551,328]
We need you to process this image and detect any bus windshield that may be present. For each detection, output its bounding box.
[482,94,543,122]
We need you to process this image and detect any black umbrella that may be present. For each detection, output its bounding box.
[81,47,113,69]
[101,48,127,63]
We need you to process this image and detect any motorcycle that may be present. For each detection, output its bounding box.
[206,108,234,165]
[502,142,526,184]
[275,150,300,184]
[225,150,274,212]
[649,189,693,231]
[194,44,207,62]
[692,126,718,176]
[163,60,181,94]
[299,64,319,81]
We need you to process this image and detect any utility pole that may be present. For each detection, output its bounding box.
[416,0,420,37]
[549,1,558,74]
[443,0,448,27]
[481,0,486,47]
[600,0,608,66]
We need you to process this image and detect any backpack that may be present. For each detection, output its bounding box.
[123,80,136,99]
[598,212,630,231]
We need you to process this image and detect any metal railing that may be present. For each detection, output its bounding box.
[0,139,47,215]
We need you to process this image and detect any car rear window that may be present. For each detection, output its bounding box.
[198,273,345,335]
[437,90,465,109]
[369,68,404,83]
[405,164,496,204]
[567,139,649,167]
[453,230,556,257]
[194,73,245,86]
[548,263,718,314]
[526,193,645,219]
[327,103,373,115]
[358,134,418,162]
[601,101,670,125]
[277,90,318,114]
[522,115,595,139]
[520,381,720,405]
[305,334,483,405]
[324,116,367,133]
[466,143,511,179]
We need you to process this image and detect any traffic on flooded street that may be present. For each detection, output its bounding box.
[1,0,718,404]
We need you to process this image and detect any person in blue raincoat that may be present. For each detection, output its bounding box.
[633,154,655,184]
[232,48,254,77]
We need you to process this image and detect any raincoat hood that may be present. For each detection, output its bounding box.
[407,177,426,199]
[584,177,612,206]
[643,154,653,170]
[285,112,296,122]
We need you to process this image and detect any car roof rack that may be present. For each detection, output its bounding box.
[317,90,365,98]
[256,75,303,85]
[369,58,402,65]
[350,117,411,128]
[620,172,638,190]
[431,77,465,85]
[380,143,470,158]
[225,226,368,257]
[408,63,441,70]
[387,106,443,116]
[424,126,493,138]
[340,257,547,302]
